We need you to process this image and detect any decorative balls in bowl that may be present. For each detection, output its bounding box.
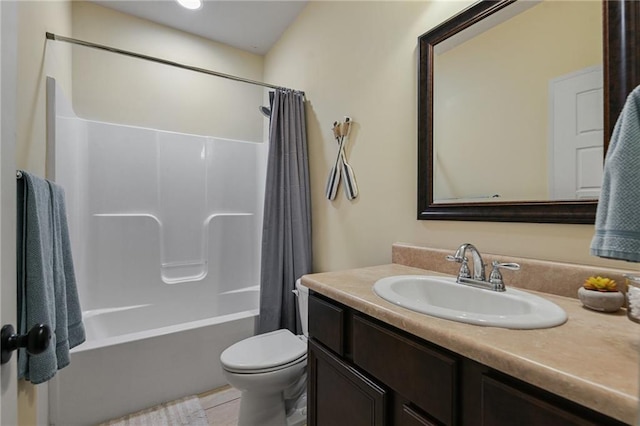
[625,274,640,323]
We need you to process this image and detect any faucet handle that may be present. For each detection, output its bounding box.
[492,261,520,271]
[445,254,463,263]
[459,258,471,279]
[446,255,471,279]
[489,261,520,291]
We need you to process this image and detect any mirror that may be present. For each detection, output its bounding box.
[418,0,640,223]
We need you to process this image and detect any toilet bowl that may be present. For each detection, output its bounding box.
[220,280,309,426]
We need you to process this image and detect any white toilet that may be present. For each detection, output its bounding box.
[220,280,309,426]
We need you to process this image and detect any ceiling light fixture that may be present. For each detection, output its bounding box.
[176,0,202,10]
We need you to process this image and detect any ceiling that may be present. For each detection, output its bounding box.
[89,0,308,55]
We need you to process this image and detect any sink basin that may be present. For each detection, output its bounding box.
[373,275,567,329]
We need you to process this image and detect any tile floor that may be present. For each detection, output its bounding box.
[198,386,308,426]
[199,386,242,426]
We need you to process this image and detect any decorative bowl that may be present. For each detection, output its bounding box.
[577,287,625,313]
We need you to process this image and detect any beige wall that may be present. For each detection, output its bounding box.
[17,1,73,177]
[71,1,266,142]
[264,1,639,274]
[434,0,602,202]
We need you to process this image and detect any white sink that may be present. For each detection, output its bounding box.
[373,275,567,329]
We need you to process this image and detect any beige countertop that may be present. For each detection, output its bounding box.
[302,264,640,425]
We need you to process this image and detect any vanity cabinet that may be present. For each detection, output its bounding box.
[307,291,627,426]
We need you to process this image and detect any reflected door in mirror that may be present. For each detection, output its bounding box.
[549,66,603,200]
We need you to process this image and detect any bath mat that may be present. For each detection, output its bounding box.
[99,396,209,426]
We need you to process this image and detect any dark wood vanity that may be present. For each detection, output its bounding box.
[307,291,629,426]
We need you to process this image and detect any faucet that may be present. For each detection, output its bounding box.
[448,243,486,281]
[446,243,520,292]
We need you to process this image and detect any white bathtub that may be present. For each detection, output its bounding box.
[49,287,258,426]
[47,80,267,426]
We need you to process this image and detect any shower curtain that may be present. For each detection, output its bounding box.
[258,89,311,334]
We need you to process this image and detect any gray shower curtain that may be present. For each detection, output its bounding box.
[258,89,312,334]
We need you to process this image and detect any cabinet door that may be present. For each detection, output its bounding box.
[308,339,387,426]
[400,404,439,426]
[482,375,601,426]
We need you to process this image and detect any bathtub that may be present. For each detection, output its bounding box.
[47,79,267,425]
[49,287,258,426]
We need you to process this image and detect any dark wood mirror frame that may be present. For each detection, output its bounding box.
[418,0,640,223]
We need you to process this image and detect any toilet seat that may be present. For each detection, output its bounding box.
[224,354,307,375]
[221,329,307,374]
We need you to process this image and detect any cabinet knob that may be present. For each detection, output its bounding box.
[0,324,51,364]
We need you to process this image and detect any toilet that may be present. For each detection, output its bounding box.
[220,280,309,426]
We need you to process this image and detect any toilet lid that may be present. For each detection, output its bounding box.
[220,329,307,372]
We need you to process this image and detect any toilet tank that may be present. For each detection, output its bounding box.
[295,279,310,337]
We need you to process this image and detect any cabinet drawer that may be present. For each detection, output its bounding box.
[481,375,601,426]
[308,293,345,355]
[352,315,457,426]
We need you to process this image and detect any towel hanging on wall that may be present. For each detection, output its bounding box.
[17,170,85,384]
[590,85,640,262]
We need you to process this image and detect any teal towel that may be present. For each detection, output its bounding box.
[17,171,85,384]
[590,85,640,262]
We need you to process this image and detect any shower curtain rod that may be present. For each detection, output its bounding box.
[45,32,303,94]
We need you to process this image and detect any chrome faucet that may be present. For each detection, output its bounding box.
[446,243,519,292]
[454,243,485,281]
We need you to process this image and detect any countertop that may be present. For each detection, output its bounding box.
[301,264,640,425]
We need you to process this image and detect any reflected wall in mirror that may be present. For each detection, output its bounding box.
[418,0,640,223]
[434,1,602,204]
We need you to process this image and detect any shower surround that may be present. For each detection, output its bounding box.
[47,79,267,425]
